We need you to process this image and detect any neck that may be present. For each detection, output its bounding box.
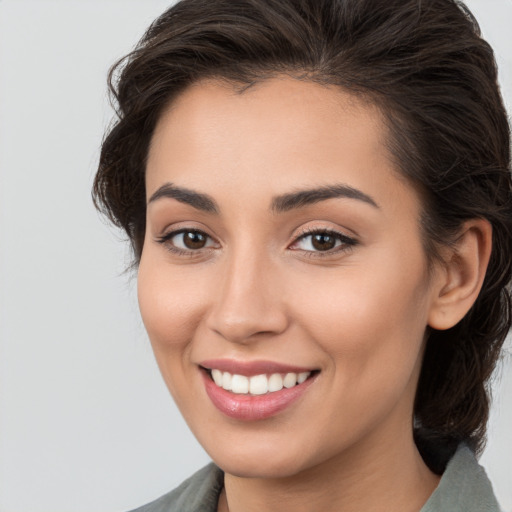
[219,425,440,512]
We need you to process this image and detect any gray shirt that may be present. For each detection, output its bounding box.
[130,444,502,512]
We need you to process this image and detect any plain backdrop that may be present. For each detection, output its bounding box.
[0,1,511,511]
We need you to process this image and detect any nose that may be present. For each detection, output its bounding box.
[205,249,289,344]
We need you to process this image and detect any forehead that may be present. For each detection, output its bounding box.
[150,77,385,161]
[146,76,419,221]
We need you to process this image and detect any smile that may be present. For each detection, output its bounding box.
[210,369,311,395]
[199,360,319,421]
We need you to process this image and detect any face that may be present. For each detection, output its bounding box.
[138,77,440,478]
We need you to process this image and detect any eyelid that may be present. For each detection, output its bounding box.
[155,225,358,258]
[289,226,358,256]
[155,227,219,257]
[155,218,220,243]
[156,227,213,242]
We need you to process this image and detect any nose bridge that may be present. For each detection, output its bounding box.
[206,240,287,343]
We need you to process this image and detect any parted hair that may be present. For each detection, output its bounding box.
[93,0,512,472]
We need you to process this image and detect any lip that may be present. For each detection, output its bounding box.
[199,358,316,377]
[200,364,319,421]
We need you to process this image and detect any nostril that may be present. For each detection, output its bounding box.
[204,268,288,343]
[205,307,289,344]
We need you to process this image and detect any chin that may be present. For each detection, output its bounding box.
[215,454,309,479]
[202,433,323,479]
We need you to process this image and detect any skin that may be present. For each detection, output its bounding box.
[138,76,489,512]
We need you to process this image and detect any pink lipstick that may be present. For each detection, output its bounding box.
[199,359,318,421]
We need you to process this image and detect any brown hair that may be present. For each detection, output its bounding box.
[93,0,512,472]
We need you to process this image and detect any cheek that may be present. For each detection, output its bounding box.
[137,255,207,355]
[290,260,430,445]
[293,248,430,377]
[137,256,211,412]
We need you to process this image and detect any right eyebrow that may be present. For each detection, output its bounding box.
[147,183,220,214]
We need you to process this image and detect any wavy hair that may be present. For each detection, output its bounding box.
[93,0,512,472]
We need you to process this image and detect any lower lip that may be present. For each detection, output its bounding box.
[201,370,317,421]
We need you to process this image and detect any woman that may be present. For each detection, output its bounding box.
[93,0,512,510]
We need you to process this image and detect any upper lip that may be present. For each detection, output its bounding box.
[199,359,317,376]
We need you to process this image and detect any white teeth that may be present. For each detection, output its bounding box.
[210,370,312,395]
[268,373,283,392]
[297,372,309,384]
[249,374,268,395]
[212,369,223,386]
[222,372,232,391]
[231,374,249,394]
[283,372,297,388]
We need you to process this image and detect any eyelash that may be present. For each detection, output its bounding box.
[156,229,217,258]
[155,227,358,259]
[292,227,358,258]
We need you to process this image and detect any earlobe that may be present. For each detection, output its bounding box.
[428,219,492,330]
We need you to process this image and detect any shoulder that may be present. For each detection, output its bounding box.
[420,444,502,512]
[128,463,224,512]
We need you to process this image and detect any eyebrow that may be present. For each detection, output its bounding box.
[147,182,379,213]
[271,183,379,213]
[148,183,219,214]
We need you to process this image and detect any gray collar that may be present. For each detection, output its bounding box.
[420,443,501,512]
[130,443,501,512]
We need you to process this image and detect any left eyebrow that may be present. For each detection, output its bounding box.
[270,184,379,213]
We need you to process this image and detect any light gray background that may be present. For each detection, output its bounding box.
[0,1,510,511]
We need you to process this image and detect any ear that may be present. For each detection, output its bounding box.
[428,219,492,330]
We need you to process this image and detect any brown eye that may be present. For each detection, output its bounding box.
[157,229,217,254]
[311,233,337,251]
[290,228,358,256]
[181,231,208,249]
